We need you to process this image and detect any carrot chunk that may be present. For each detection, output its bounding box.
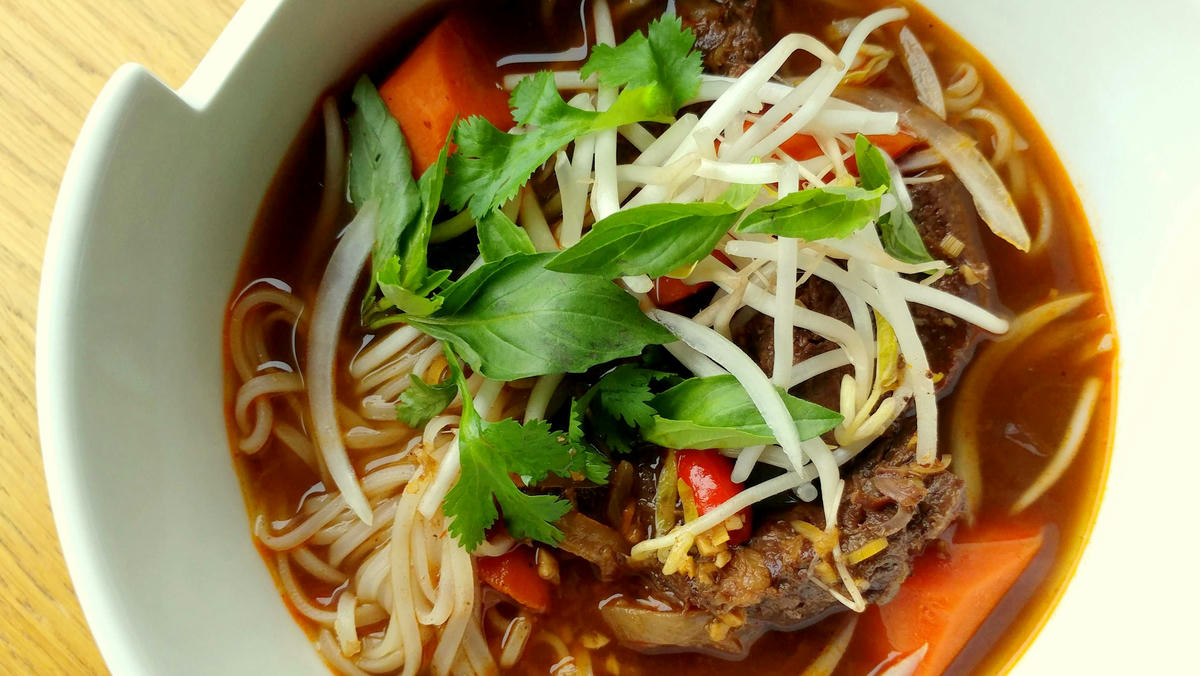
[870,527,1045,675]
[476,548,551,613]
[378,13,513,174]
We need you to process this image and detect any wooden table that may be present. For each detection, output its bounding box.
[0,1,238,672]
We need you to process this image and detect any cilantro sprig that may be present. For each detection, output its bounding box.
[394,374,456,427]
[441,345,608,551]
[445,16,702,219]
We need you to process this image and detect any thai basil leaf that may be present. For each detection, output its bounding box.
[642,375,842,449]
[403,253,674,380]
[478,209,536,262]
[546,203,740,278]
[347,77,422,282]
[854,134,934,264]
[737,185,884,240]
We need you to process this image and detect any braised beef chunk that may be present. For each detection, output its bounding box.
[907,171,999,389]
[557,511,630,580]
[733,171,1001,408]
[733,276,851,411]
[679,0,765,76]
[644,422,964,627]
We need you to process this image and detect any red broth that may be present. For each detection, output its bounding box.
[225,2,1116,674]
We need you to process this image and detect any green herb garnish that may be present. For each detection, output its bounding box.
[445,17,702,219]
[546,202,741,278]
[854,134,934,264]
[642,375,843,449]
[394,374,457,427]
[477,208,536,262]
[441,346,592,551]
[570,364,677,454]
[736,185,885,239]
[400,253,674,381]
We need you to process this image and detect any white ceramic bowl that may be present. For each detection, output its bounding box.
[38,0,1200,673]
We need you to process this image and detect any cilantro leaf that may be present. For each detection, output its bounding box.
[479,418,576,482]
[853,134,934,264]
[395,374,456,427]
[546,203,741,279]
[510,70,598,128]
[446,95,584,220]
[592,364,673,429]
[580,15,702,111]
[439,346,603,551]
[572,365,674,454]
[446,19,702,220]
[737,185,885,239]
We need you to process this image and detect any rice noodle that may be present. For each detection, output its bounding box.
[308,202,378,523]
[1029,177,1054,253]
[293,546,348,585]
[352,326,421,379]
[318,630,373,676]
[960,107,1015,165]
[898,27,945,119]
[944,63,984,113]
[336,590,361,656]
[1011,378,1103,513]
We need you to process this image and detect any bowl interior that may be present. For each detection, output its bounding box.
[38,0,1200,674]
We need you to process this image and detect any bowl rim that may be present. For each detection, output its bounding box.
[36,1,289,672]
[39,0,1195,673]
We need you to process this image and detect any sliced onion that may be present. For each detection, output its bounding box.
[898,27,946,119]
[842,88,1031,251]
[309,202,377,524]
[875,644,928,676]
[601,605,745,653]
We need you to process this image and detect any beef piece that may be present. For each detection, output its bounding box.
[733,275,850,411]
[678,0,765,76]
[907,172,998,389]
[733,171,1000,408]
[556,510,630,580]
[643,422,964,627]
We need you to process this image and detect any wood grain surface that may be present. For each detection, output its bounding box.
[0,1,238,672]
